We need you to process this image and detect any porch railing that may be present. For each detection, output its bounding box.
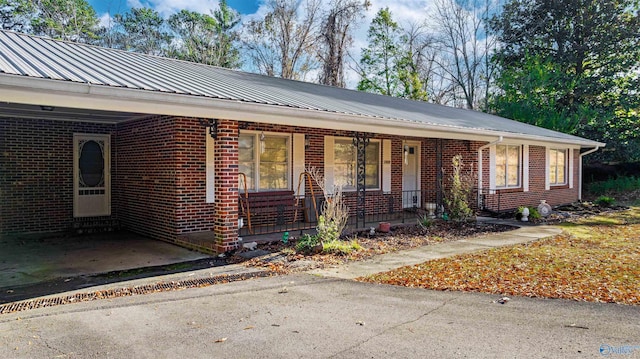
[238,189,442,237]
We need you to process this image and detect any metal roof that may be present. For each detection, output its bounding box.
[0,30,603,147]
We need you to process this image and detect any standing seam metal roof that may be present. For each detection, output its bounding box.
[0,30,602,146]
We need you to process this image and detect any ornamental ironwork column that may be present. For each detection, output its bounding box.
[352,132,370,229]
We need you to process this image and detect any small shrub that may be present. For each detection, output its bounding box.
[417,214,434,229]
[515,206,541,220]
[595,196,616,207]
[322,239,362,255]
[295,234,321,254]
[528,207,541,220]
[444,155,475,222]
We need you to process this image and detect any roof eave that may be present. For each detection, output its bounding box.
[0,75,606,148]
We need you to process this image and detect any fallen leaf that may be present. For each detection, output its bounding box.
[214,338,227,343]
[244,326,255,330]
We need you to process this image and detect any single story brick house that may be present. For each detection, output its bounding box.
[0,31,604,253]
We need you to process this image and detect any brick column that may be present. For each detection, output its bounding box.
[214,119,239,253]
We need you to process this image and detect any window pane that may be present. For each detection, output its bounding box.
[508,146,519,167]
[549,149,557,167]
[261,137,288,162]
[507,164,519,186]
[365,142,380,188]
[259,136,288,190]
[496,145,506,166]
[239,163,254,191]
[496,164,506,187]
[496,145,519,187]
[238,135,254,162]
[550,166,557,184]
[335,140,356,188]
[260,163,288,189]
[79,140,105,188]
[239,135,255,190]
[557,150,565,183]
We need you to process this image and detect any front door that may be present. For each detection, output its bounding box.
[402,143,420,209]
[73,134,111,217]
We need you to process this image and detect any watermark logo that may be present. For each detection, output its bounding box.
[600,344,640,356]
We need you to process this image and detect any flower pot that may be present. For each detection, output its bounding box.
[378,222,391,233]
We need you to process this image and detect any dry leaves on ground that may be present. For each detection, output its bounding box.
[241,222,513,273]
[359,208,640,305]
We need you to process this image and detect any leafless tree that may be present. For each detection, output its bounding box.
[317,0,369,87]
[431,0,497,109]
[242,0,321,80]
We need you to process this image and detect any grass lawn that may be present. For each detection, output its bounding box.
[359,207,640,305]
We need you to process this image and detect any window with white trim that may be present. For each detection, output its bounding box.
[495,144,520,188]
[334,139,380,190]
[549,149,567,185]
[239,133,290,191]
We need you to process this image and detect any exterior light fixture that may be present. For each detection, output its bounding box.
[404,144,409,165]
[260,132,266,154]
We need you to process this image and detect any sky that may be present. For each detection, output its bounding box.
[88,0,261,17]
[86,0,442,86]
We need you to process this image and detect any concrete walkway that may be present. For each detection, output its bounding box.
[310,222,562,279]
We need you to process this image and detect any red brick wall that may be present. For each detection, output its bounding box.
[212,119,239,252]
[115,116,179,242]
[2,115,583,246]
[481,145,580,212]
[0,118,116,235]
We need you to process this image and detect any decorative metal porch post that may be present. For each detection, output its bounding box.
[353,132,370,229]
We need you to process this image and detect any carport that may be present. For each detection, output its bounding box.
[0,230,210,303]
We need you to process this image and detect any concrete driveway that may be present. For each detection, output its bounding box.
[0,274,638,358]
[0,231,210,301]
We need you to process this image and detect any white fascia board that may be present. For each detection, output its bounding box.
[0,75,606,148]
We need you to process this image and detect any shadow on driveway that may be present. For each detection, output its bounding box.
[0,231,224,303]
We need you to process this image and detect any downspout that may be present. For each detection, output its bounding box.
[477,136,503,191]
[578,146,601,201]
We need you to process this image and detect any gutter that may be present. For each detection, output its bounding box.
[578,146,602,200]
[477,136,504,193]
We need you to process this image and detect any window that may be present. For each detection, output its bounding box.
[334,139,380,190]
[549,149,567,185]
[239,133,289,191]
[495,144,520,188]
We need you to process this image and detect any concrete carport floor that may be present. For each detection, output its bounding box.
[0,231,212,303]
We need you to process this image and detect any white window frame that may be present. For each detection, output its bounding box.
[239,131,292,192]
[494,144,522,189]
[549,148,568,186]
[332,137,382,192]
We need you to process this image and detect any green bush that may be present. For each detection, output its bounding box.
[444,155,475,222]
[587,176,640,195]
[417,213,434,229]
[595,196,616,207]
[515,206,541,220]
[322,239,362,255]
[295,234,320,254]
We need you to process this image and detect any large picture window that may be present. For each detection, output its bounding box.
[239,133,289,191]
[549,149,567,185]
[334,139,380,190]
[495,144,520,188]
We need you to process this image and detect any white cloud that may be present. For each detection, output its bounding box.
[98,13,114,28]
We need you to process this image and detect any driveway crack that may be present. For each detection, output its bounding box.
[327,297,458,358]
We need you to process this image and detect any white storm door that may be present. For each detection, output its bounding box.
[73,134,111,217]
[402,144,420,208]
